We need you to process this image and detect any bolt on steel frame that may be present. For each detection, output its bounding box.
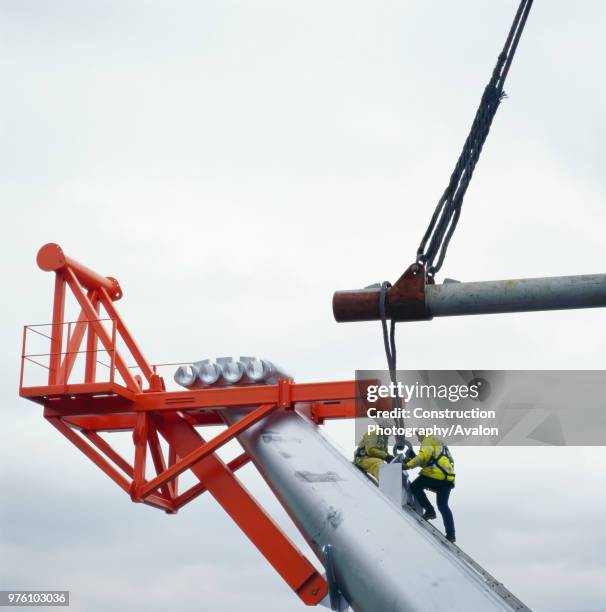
[20,243,376,607]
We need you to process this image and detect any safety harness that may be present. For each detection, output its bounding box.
[425,444,455,483]
[354,435,388,462]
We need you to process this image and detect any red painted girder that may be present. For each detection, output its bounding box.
[173,452,250,509]
[47,416,131,494]
[156,412,328,605]
[136,403,278,500]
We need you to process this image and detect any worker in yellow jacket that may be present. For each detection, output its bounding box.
[404,432,456,543]
[354,429,393,481]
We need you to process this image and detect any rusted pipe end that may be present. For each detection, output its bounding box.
[332,263,432,323]
[332,288,383,322]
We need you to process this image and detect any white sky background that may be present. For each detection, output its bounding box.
[1,1,606,610]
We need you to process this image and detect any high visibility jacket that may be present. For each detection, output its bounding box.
[354,432,389,462]
[405,435,455,483]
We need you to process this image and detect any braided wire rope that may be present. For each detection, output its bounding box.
[416,0,533,278]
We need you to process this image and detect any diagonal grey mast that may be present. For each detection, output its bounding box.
[223,406,531,612]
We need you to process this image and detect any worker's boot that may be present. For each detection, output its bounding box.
[446,534,456,544]
[422,509,437,521]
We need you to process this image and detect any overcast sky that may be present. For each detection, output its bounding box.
[1,1,606,611]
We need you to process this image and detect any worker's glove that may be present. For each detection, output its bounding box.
[402,463,411,470]
[404,448,417,461]
[386,454,395,463]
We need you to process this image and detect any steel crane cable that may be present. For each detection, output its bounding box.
[416,0,533,279]
[379,282,406,451]
[377,0,533,451]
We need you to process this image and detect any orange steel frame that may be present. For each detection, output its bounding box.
[19,243,371,607]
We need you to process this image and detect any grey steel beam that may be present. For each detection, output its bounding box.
[333,272,606,322]
[427,274,606,317]
[223,407,525,612]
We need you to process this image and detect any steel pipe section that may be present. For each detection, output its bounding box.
[240,357,291,385]
[217,357,245,384]
[333,273,606,322]
[223,408,516,612]
[174,357,291,389]
[198,360,222,386]
[427,273,606,317]
[174,364,198,388]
